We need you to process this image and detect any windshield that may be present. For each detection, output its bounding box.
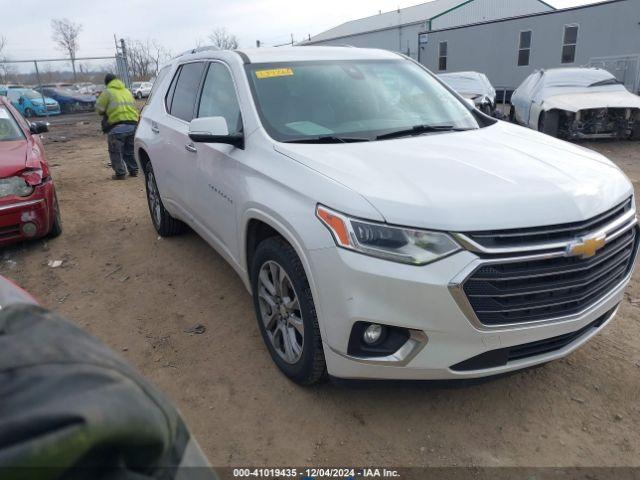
[544,69,619,88]
[53,88,78,96]
[22,90,44,100]
[246,60,480,142]
[438,74,484,94]
[0,106,24,141]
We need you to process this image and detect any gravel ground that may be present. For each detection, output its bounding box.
[1,116,639,468]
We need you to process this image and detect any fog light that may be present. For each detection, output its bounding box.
[363,324,384,345]
[22,222,37,237]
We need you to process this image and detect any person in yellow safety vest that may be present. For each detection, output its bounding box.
[96,74,140,180]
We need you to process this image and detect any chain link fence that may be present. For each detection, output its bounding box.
[0,53,129,118]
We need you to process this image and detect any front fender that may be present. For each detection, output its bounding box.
[529,103,545,130]
[240,206,332,341]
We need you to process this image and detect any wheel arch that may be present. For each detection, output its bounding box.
[136,146,151,172]
[242,208,330,344]
[241,209,324,328]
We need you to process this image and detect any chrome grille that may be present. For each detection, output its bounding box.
[451,199,638,328]
[463,228,637,325]
[464,198,633,250]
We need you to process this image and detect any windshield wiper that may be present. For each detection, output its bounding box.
[588,79,621,87]
[376,124,471,141]
[283,135,371,144]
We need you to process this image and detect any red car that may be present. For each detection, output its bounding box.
[0,96,61,245]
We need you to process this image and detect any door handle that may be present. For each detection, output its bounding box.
[184,143,197,153]
[151,122,160,134]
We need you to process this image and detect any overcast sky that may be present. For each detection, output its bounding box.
[0,0,604,60]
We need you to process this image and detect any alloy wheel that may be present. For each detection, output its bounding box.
[146,170,162,228]
[257,260,304,364]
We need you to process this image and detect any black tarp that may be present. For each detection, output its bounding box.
[0,303,217,480]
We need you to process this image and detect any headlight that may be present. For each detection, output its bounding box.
[316,205,460,265]
[0,176,34,198]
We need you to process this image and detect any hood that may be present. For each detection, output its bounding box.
[30,97,57,106]
[107,79,127,90]
[274,121,632,232]
[543,90,640,112]
[0,140,27,178]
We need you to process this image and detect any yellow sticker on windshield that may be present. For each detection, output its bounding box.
[255,68,294,79]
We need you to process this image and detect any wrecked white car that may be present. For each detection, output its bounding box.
[438,71,497,115]
[510,68,640,140]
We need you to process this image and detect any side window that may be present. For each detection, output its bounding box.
[438,42,448,71]
[562,25,579,64]
[150,66,170,103]
[164,66,181,112]
[197,62,242,134]
[518,31,532,67]
[169,62,206,121]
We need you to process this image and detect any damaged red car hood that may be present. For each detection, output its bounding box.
[0,140,28,178]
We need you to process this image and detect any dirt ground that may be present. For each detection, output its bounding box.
[2,115,640,468]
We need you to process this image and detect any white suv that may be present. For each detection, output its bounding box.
[135,47,637,385]
[131,82,153,99]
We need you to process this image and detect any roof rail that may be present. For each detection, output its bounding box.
[173,45,221,59]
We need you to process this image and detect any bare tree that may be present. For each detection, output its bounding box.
[125,38,171,80]
[207,28,239,50]
[0,36,13,84]
[51,18,82,81]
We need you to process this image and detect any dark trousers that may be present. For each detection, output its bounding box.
[107,124,138,176]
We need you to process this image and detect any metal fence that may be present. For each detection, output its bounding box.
[0,53,129,118]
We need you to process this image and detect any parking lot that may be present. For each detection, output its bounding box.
[1,114,640,468]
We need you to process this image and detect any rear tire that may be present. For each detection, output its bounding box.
[509,106,516,123]
[143,162,186,237]
[251,237,326,386]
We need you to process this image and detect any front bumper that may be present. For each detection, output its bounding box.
[308,245,633,380]
[0,182,55,245]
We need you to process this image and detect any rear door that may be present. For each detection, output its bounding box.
[149,62,206,214]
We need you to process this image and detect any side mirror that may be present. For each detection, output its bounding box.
[29,121,49,134]
[188,116,244,149]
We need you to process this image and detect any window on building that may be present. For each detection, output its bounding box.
[518,31,532,66]
[562,25,579,64]
[438,42,448,71]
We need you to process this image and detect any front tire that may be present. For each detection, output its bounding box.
[538,111,560,137]
[143,162,186,236]
[48,191,62,238]
[24,108,34,118]
[136,92,142,100]
[251,237,326,385]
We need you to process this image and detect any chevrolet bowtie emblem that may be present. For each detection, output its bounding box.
[566,235,606,259]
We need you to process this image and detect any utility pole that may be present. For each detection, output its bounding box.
[119,38,131,88]
[290,34,294,46]
[256,40,261,48]
[33,61,49,118]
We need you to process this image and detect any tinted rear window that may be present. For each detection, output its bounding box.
[168,62,205,121]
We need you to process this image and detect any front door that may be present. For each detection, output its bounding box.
[190,61,245,263]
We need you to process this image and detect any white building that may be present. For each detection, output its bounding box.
[303,0,555,59]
